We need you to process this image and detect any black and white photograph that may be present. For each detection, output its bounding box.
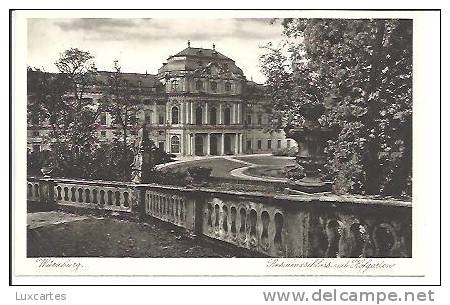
[10,9,441,284]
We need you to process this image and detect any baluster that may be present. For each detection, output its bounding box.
[222,205,229,236]
[92,189,98,204]
[239,207,247,242]
[123,191,130,208]
[260,211,270,250]
[325,219,342,258]
[274,212,284,253]
[84,188,91,203]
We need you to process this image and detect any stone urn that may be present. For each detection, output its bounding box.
[286,101,334,193]
[40,165,53,178]
[288,127,334,193]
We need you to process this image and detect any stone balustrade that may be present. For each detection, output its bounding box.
[27,177,412,258]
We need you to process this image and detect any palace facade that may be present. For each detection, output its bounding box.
[27,43,295,156]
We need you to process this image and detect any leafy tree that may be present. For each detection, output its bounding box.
[28,49,175,182]
[260,19,412,197]
[101,60,140,178]
[28,48,104,178]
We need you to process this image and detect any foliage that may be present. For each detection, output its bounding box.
[148,170,191,187]
[272,146,298,157]
[260,19,412,197]
[27,149,52,176]
[102,60,139,149]
[283,164,306,182]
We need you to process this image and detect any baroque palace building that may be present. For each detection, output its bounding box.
[27,42,295,156]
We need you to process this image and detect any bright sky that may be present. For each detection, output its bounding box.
[27,18,284,84]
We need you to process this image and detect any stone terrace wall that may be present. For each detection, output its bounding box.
[27,177,412,258]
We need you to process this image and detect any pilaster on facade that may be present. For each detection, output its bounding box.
[220,133,225,156]
[206,133,211,156]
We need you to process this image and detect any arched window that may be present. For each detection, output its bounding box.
[209,107,217,125]
[196,106,203,125]
[224,107,231,125]
[196,80,203,91]
[171,79,179,91]
[171,136,180,153]
[210,81,217,92]
[171,106,179,124]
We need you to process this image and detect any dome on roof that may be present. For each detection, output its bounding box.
[157,45,245,78]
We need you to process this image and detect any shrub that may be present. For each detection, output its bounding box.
[283,164,306,182]
[273,146,298,157]
[150,170,190,187]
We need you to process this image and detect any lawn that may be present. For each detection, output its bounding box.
[234,155,296,166]
[161,158,245,179]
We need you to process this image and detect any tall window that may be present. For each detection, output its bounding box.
[171,79,179,91]
[99,113,107,126]
[210,107,217,125]
[224,107,231,125]
[277,139,282,149]
[287,139,291,148]
[257,140,262,150]
[159,114,165,125]
[225,82,231,92]
[246,140,252,150]
[210,81,217,92]
[145,111,152,124]
[158,141,165,151]
[171,136,180,153]
[268,139,272,149]
[257,114,263,125]
[171,106,179,124]
[196,80,203,91]
[196,106,203,125]
[246,114,252,125]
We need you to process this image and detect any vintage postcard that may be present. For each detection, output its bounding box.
[11,9,441,285]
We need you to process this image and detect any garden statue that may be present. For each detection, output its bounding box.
[131,123,155,183]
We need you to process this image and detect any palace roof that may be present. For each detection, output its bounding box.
[168,47,232,61]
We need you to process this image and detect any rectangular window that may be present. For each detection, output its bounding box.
[145,112,152,123]
[159,114,164,125]
[247,114,252,125]
[268,139,272,149]
[246,140,252,150]
[196,80,203,91]
[277,139,282,149]
[257,140,262,150]
[257,114,262,125]
[210,81,217,92]
[32,131,39,137]
[101,131,106,138]
[100,113,107,126]
[287,139,291,148]
[158,141,165,151]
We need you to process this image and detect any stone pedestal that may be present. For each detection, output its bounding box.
[287,127,334,194]
[131,124,155,183]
